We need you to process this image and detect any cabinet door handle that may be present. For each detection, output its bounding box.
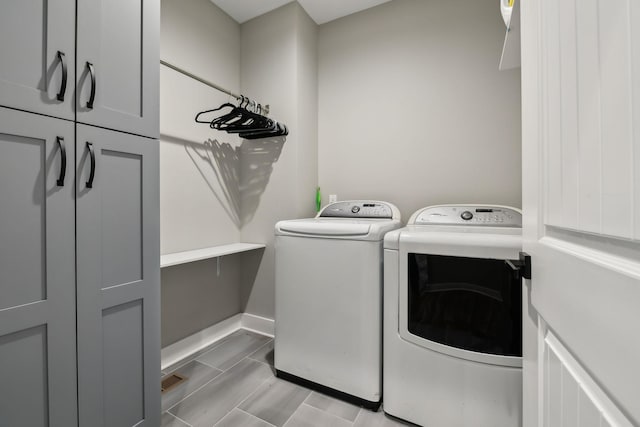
[56,136,66,186]
[86,142,96,189]
[86,62,96,109]
[56,51,67,102]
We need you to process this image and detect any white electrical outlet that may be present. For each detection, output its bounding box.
[329,194,337,203]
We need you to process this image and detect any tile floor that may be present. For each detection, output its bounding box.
[161,329,415,427]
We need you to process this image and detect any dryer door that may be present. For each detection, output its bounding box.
[398,248,522,367]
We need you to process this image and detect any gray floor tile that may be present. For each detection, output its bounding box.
[168,358,273,427]
[248,340,274,366]
[283,404,352,427]
[162,360,223,411]
[161,411,191,427]
[197,330,271,370]
[303,392,361,422]
[353,408,416,427]
[239,377,311,426]
[163,330,245,373]
[214,409,275,427]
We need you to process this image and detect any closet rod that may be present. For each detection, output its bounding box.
[160,59,269,114]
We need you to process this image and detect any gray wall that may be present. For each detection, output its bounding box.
[160,0,243,347]
[318,0,522,219]
[239,2,319,318]
[161,257,242,346]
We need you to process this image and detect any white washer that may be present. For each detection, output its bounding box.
[274,201,402,409]
[384,205,523,427]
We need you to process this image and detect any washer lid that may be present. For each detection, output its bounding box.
[275,218,402,240]
[278,220,371,236]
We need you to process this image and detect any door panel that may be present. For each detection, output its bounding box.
[0,133,46,309]
[0,326,49,427]
[103,300,145,427]
[521,0,640,424]
[530,237,639,423]
[542,0,635,240]
[76,0,159,138]
[0,0,75,120]
[575,0,601,234]
[100,150,143,288]
[76,123,160,427]
[598,0,633,239]
[99,0,142,118]
[541,327,633,427]
[0,107,77,427]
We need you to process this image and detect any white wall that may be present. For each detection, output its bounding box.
[159,0,318,342]
[239,2,319,319]
[160,0,241,252]
[159,0,520,337]
[160,0,244,346]
[318,0,522,219]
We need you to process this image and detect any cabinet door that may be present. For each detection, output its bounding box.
[0,0,75,120]
[76,0,160,139]
[0,108,76,427]
[76,124,160,427]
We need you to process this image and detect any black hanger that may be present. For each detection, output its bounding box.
[213,97,271,132]
[195,95,288,140]
[208,96,248,126]
[240,122,288,139]
[195,102,236,124]
[208,96,250,127]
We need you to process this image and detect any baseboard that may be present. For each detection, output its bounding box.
[161,313,242,370]
[160,312,275,370]
[241,313,275,337]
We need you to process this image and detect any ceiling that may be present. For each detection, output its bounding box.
[211,0,393,25]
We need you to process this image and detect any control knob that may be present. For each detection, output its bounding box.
[460,211,473,221]
[351,206,360,213]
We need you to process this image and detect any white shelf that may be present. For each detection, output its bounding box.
[160,243,266,268]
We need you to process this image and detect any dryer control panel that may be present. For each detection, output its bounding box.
[319,201,395,219]
[412,205,522,227]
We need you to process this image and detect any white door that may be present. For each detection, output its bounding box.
[521,0,639,426]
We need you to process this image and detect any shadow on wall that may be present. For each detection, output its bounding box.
[238,137,286,225]
[164,134,285,228]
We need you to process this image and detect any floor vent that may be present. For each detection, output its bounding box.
[161,373,186,393]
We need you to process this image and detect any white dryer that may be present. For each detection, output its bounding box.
[383,205,524,427]
[274,201,402,409]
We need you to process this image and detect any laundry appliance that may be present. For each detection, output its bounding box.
[274,201,402,409]
[383,204,523,426]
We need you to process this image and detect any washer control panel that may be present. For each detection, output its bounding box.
[412,205,522,227]
[320,201,394,219]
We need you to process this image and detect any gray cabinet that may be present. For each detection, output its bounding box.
[0,0,159,139]
[0,1,160,425]
[76,0,160,138]
[0,107,77,426]
[75,124,160,427]
[0,0,76,121]
[0,116,160,427]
